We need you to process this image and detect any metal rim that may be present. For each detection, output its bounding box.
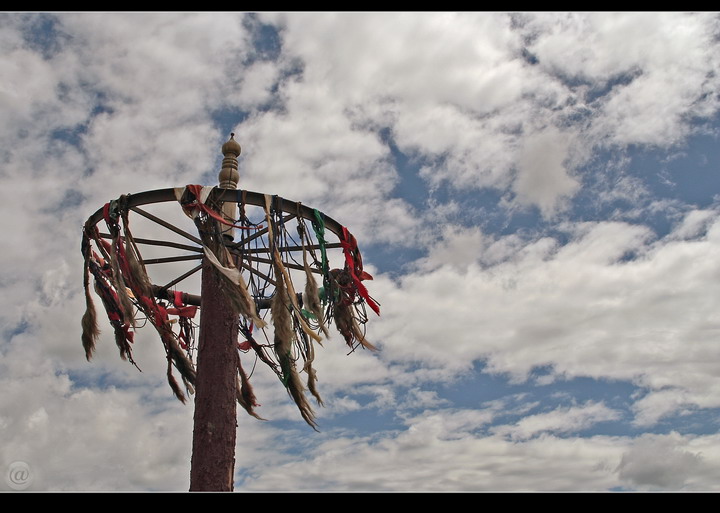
[85,187,347,307]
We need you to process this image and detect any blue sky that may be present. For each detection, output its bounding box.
[2,12,720,492]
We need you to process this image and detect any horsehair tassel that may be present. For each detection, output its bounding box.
[301,316,324,406]
[305,362,324,407]
[302,228,329,338]
[219,246,267,329]
[121,211,155,301]
[287,360,318,431]
[271,271,294,375]
[271,266,318,430]
[351,314,378,352]
[275,248,322,343]
[166,357,187,404]
[334,302,378,352]
[81,231,99,360]
[104,204,136,326]
[263,195,322,344]
[112,322,134,361]
[164,331,196,389]
[107,239,136,327]
[237,360,265,420]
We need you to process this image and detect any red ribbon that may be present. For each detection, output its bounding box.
[340,226,380,315]
[181,184,260,230]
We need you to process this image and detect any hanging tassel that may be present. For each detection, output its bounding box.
[305,361,324,407]
[81,231,100,360]
[112,322,134,361]
[103,203,136,327]
[298,316,324,406]
[304,271,328,337]
[166,357,187,404]
[301,223,329,338]
[236,359,265,420]
[271,270,318,430]
[163,331,197,393]
[334,301,378,352]
[350,313,377,352]
[121,211,155,301]
[263,195,321,344]
[329,268,378,352]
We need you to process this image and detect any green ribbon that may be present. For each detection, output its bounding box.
[311,209,331,302]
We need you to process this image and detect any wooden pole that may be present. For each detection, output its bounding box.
[189,134,241,491]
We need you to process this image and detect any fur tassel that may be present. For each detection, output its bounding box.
[164,332,197,388]
[272,271,318,430]
[351,314,378,351]
[305,363,324,407]
[122,226,155,301]
[274,251,322,344]
[334,302,378,352]
[166,358,187,404]
[262,196,321,344]
[236,361,265,420]
[108,239,136,326]
[81,235,100,360]
[301,224,329,338]
[112,323,134,361]
[182,375,195,396]
[81,304,99,361]
[304,263,329,338]
[301,320,324,406]
[286,363,318,431]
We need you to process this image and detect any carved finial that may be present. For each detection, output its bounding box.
[219,133,240,189]
[218,133,241,240]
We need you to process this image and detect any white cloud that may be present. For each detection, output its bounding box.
[617,432,705,490]
[0,339,195,491]
[492,401,622,441]
[371,211,720,425]
[232,408,624,491]
[235,416,720,492]
[513,126,579,216]
[525,12,720,147]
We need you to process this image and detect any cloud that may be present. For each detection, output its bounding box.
[235,406,621,491]
[371,210,720,424]
[250,12,720,224]
[239,412,628,491]
[525,12,720,146]
[492,401,622,440]
[0,338,195,491]
[513,126,579,216]
[617,432,705,490]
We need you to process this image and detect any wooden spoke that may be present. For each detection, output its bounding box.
[123,236,202,253]
[231,213,297,248]
[234,257,277,287]
[131,206,203,246]
[158,263,203,291]
[229,250,322,275]
[142,254,203,265]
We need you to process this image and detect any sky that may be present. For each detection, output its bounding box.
[1,11,720,492]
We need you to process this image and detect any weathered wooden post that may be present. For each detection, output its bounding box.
[189,134,241,491]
